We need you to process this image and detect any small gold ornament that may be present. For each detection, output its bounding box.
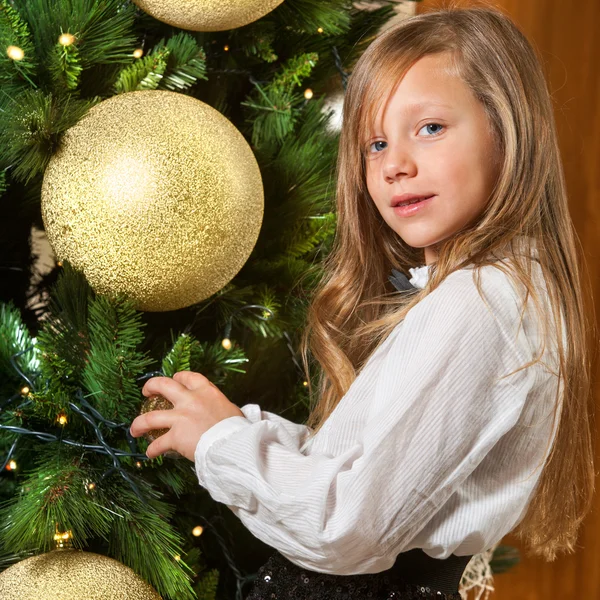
[41,90,264,312]
[0,549,161,599]
[140,394,181,459]
[131,0,284,32]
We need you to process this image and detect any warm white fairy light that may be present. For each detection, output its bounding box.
[6,45,24,60]
[192,525,203,536]
[58,33,76,46]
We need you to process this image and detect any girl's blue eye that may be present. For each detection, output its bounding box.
[367,122,445,154]
[370,140,387,153]
[419,122,445,137]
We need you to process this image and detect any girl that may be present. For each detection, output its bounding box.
[130,5,596,599]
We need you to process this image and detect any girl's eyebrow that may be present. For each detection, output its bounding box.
[399,100,453,113]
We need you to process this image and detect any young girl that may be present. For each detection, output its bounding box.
[130,5,596,599]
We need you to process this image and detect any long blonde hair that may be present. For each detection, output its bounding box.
[298,3,596,562]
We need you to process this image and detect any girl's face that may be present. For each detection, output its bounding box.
[364,52,501,265]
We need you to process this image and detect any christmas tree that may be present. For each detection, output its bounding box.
[0,1,421,598]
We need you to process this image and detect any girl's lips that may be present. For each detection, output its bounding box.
[392,195,435,216]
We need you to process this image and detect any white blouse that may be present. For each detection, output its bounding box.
[194,252,563,575]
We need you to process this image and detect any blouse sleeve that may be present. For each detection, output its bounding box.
[194,268,537,574]
[238,402,314,449]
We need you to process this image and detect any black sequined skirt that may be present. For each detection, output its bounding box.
[244,548,472,599]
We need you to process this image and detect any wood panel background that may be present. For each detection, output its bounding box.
[415,1,600,598]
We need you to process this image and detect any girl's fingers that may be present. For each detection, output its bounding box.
[130,410,175,437]
[172,370,209,391]
[145,431,173,459]
[141,376,189,405]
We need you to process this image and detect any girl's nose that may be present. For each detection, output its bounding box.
[382,148,417,182]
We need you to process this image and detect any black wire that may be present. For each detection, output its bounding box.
[331,45,349,91]
[0,345,164,503]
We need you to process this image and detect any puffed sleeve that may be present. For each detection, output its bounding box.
[194,268,537,574]
[239,403,314,449]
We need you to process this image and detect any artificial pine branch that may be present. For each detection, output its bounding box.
[81,293,154,423]
[162,333,194,377]
[0,450,114,553]
[49,34,83,91]
[0,89,101,184]
[0,0,38,89]
[236,21,278,63]
[270,52,318,93]
[0,301,39,398]
[113,46,169,93]
[157,31,208,91]
[106,487,196,600]
[194,567,219,600]
[13,0,138,72]
[274,0,352,35]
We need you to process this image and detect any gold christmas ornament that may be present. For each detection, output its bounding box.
[41,90,264,312]
[0,549,161,599]
[131,0,284,31]
[140,394,181,459]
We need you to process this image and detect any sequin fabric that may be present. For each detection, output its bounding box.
[244,551,464,600]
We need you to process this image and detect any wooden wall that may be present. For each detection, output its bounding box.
[416,1,600,598]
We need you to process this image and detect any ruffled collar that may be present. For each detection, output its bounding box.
[393,235,539,292]
[407,264,431,289]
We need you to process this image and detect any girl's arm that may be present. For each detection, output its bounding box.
[194,268,545,574]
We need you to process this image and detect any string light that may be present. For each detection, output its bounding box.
[303,380,308,387]
[84,480,96,493]
[57,413,68,425]
[174,554,181,561]
[58,33,76,47]
[223,45,229,51]
[221,304,274,352]
[132,48,143,58]
[0,387,148,503]
[192,525,203,536]
[6,45,24,61]
[304,88,313,100]
[317,27,324,33]
[20,386,29,395]
[56,260,63,267]
[6,460,17,471]
[135,461,142,468]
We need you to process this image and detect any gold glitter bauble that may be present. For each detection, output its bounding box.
[0,549,161,599]
[131,0,284,31]
[140,394,182,459]
[41,90,264,312]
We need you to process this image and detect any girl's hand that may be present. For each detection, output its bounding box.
[129,370,245,462]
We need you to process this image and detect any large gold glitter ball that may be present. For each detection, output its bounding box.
[0,549,162,599]
[131,0,284,31]
[140,394,181,459]
[41,90,264,312]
